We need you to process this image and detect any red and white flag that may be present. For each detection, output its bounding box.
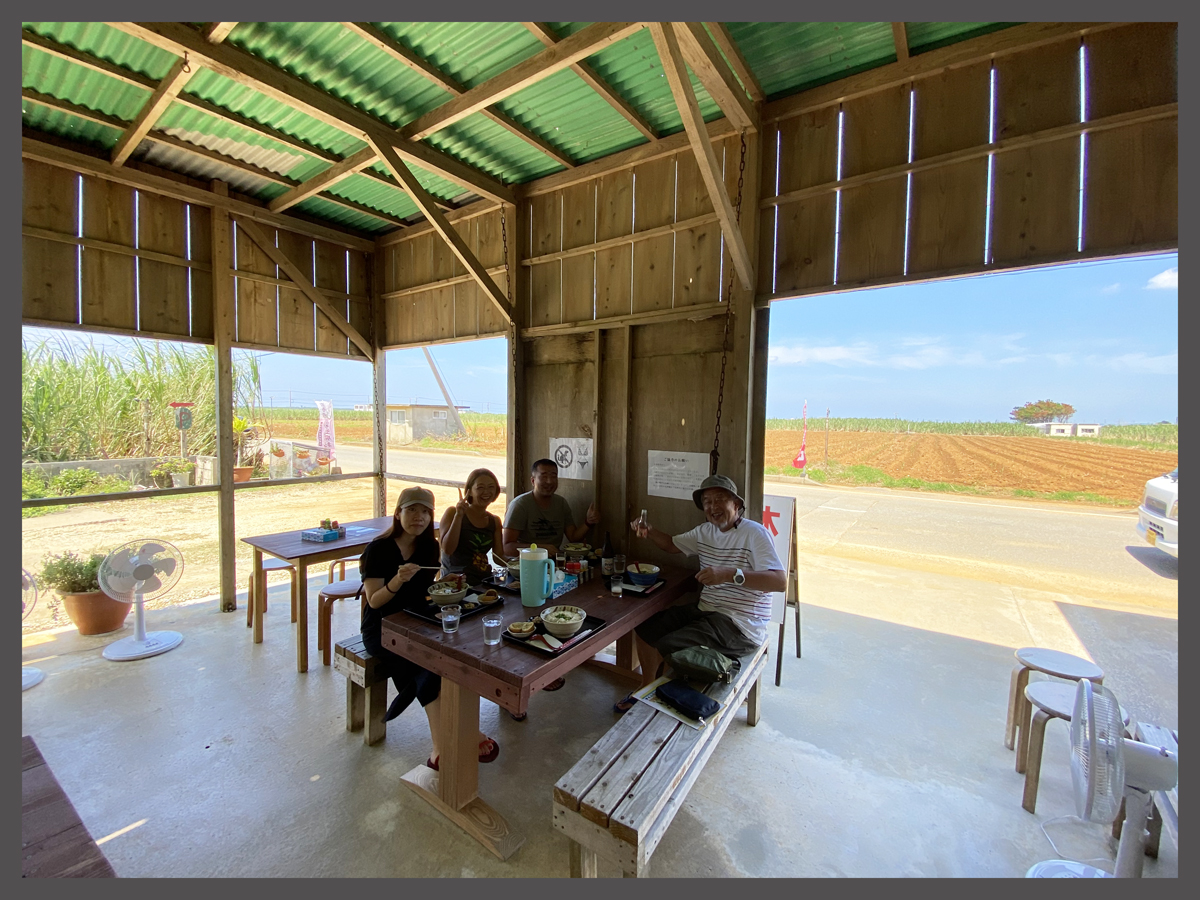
[792,401,807,468]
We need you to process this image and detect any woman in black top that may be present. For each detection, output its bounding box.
[438,467,504,586]
[360,486,499,770]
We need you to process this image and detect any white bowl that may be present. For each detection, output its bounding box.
[427,581,468,606]
[540,605,586,638]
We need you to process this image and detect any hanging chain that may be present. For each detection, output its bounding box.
[501,205,521,480]
[710,131,748,476]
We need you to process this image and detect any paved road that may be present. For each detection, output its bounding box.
[332,442,506,485]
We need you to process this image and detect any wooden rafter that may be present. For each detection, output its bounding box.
[892,22,910,62]
[522,22,658,142]
[672,23,757,133]
[342,22,575,169]
[23,89,407,228]
[702,23,763,102]
[205,22,238,44]
[111,56,198,166]
[268,147,379,212]
[400,22,645,141]
[649,23,753,293]
[232,215,375,360]
[366,129,514,325]
[107,22,515,205]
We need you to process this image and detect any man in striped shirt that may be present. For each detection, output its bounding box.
[615,475,785,711]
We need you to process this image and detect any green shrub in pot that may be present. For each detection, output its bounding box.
[38,550,105,594]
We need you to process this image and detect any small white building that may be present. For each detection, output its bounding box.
[1031,423,1102,437]
[385,403,467,444]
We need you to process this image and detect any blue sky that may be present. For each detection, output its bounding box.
[24,252,1177,425]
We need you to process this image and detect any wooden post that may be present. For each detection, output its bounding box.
[506,202,528,501]
[211,180,237,612]
[370,249,387,517]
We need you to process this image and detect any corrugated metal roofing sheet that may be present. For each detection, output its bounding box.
[727,22,898,99]
[905,22,1016,54]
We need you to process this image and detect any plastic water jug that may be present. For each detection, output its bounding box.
[519,547,555,608]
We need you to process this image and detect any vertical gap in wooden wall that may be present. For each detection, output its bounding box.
[629,171,637,313]
[311,239,318,347]
[1076,42,1088,253]
[345,248,352,353]
[559,191,565,324]
[592,183,598,320]
[983,65,997,266]
[232,220,240,342]
[274,228,281,345]
[134,190,142,331]
[671,156,678,308]
[185,205,193,336]
[772,127,781,295]
[833,107,844,285]
[718,143,726,301]
[903,87,915,278]
[76,174,83,323]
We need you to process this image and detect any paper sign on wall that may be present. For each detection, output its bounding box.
[647,450,711,500]
[550,437,593,480]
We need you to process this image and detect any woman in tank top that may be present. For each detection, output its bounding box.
[438,467,504,586]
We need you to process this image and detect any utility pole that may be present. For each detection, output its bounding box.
[422,347,467,436]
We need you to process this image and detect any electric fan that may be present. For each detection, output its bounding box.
[1027,679,1177,878]
[22,568,45,690]
[97,541,185,661]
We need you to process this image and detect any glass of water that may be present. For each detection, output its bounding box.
[482,613,503,645]
[614,554,626,575]
[441,605,461,634]
[610,576,623,597]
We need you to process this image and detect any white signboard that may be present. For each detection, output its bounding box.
[762,493,796,622]
[549,437,593,481]
[647,450,711,500]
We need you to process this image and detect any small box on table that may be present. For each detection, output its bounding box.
[549,574,579,600]
[301,526,346,542]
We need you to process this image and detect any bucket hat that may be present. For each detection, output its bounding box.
[397,486,435,511]
[692,474,745,512]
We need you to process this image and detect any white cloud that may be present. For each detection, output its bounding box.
[1108,352,1178,375]
[1145,268,1178,290]
[1101,283,1121,294]
[767,342,878,366]
[768,334,1029,370]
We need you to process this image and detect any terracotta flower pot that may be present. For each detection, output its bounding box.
[60,591,133,636]
[233,466,254,483]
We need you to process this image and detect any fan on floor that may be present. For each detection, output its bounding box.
[1027,679,1177,878]
[22,568,45,691]
[97,541,185,661]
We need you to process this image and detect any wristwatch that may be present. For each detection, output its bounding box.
[733,568,745,586]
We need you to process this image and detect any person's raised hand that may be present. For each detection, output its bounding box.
[395,563,422,583]
[586,502,600,526]
[629,515,649,538]
[455,487,470,515]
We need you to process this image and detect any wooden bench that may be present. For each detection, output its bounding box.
[333,636,388,746]
[552,641,768,877]
[22,735,117,878]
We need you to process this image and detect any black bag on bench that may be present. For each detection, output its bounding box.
[656,678,720,721]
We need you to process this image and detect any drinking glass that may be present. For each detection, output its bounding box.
[441,605,461,633]
[610,577,623,597]
[614,554,626,575]
[482,613,503,645]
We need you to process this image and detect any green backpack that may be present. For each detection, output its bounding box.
[665,645,740,684]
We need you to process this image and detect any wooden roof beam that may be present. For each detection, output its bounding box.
[892,22,910,62]
[108,22,515,205]
[649,23,754,293]
[341,22,575,169]
[522,22,658,142]
[205,23,238,44]
[366,129,514,325]
[268,147,378,212]
[232,215,375,360]
[703,23,763,103]
[111,56,199,166]
[672,22,757,133]
[400,22,645,141]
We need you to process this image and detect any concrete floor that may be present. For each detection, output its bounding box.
[21,553,1177,878]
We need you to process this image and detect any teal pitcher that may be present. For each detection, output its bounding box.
[519,547,555,608]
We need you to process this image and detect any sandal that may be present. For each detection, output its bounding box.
[613,692,638,714]
[544,676,566,692]
[426,736,500,771]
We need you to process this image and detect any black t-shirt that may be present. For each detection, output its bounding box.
[358,533,439,642]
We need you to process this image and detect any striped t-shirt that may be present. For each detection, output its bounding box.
[672,519,783,645]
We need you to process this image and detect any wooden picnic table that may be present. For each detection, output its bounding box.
[243,515,392,673]
[380,565,696,860]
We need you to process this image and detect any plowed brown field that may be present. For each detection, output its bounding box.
[764,431,1177,504]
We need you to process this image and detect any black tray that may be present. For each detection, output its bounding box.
[402,591,506,625]
[501,613,606,656]
[478,572,521,593]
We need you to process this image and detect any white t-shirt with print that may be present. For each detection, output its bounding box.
[671,518,783,645]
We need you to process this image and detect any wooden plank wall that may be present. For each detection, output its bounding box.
[376,206,510,348]
[760,22,1177,299]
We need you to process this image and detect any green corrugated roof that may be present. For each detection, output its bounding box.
[22,21,1020,239]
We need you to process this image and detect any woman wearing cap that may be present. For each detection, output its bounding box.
[438,468,504,587]
[614,474,786,713]
[360,486,499,769]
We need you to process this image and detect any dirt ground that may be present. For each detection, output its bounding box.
[764,431,1176,503]
[22,479,508,635]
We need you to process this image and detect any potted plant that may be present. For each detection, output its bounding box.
[150,458,195,488]
[38,550,132,635]
[231,415,264,482]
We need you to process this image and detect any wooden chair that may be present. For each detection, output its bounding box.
[246,558,298,627]
[1004,647,1103,753]
[328,556,359,584]
[1018,681,1128,813]
[319,579,364,666]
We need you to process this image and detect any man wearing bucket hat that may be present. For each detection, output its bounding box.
[614,474,785,712]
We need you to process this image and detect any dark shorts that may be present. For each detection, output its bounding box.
[635,601,760,660]
[362,633,441,712]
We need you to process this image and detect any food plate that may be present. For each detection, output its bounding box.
[479,572,521,592]
[403,591,504,625]
[501,613,606,655]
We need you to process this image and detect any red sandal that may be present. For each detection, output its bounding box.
[426,736,500,771]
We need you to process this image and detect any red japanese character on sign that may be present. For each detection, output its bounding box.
[762,505,779,536]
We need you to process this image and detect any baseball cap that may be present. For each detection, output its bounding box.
[397,486,435,511]
[692,474,745,511]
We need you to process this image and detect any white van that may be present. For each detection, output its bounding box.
[1136,467,1178,558]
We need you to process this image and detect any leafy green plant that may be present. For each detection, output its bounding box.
[150,458,195,478]
[38,550,106,594]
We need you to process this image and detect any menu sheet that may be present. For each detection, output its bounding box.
[647,450,710,500]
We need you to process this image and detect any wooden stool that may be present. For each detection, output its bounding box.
[328,556,359,584]
[319,579,363,666]
[1005,647,1103,752]
[333,636,388,746]
[246,558,298,627]
[1019,681,1128,813]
